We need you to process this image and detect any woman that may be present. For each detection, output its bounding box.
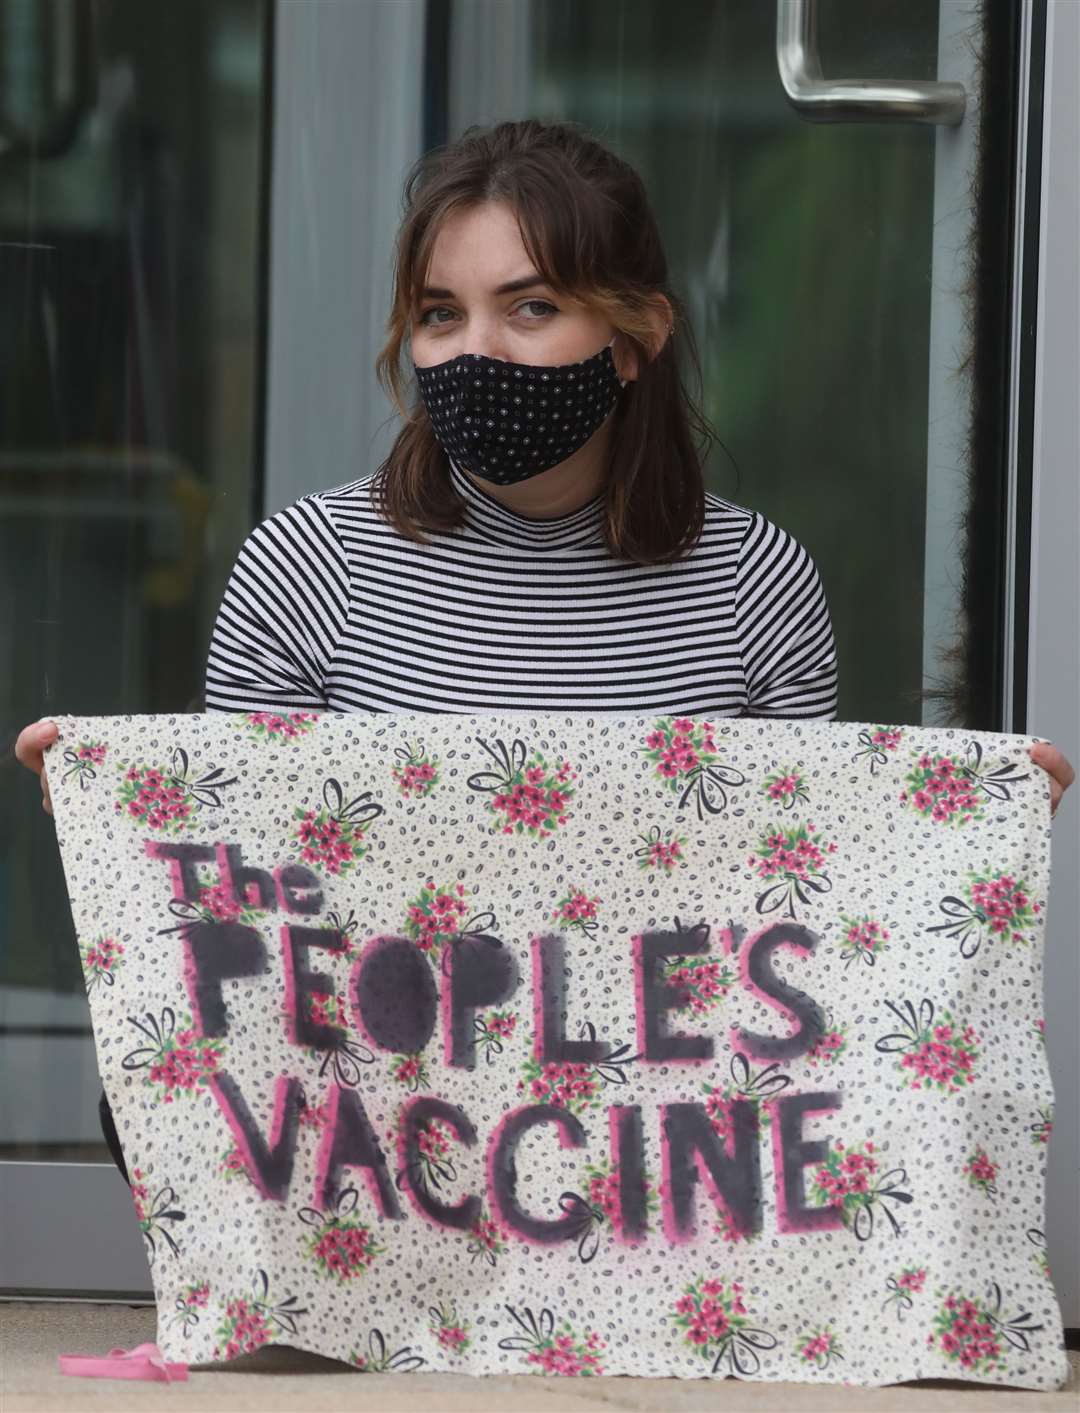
[15,119,1074,1178]
[21,118,1074,796]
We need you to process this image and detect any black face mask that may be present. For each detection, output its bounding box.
[413,336,624,485]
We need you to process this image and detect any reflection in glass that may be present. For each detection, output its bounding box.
[0,0,267,1160]
[450,0,950,725]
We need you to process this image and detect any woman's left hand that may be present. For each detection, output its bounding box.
[1029,742,1075,818]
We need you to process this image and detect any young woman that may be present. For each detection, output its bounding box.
[16,119,1074,1179]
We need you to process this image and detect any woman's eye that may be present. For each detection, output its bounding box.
[517,299,557,318]
[418,306,455,326]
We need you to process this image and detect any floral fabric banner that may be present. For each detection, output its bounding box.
[45,711,1068,1389]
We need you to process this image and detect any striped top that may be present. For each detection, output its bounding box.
[204,457,838,720]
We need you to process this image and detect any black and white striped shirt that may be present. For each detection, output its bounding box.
[205,457,838,720]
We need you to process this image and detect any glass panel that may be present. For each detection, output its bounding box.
[0,0,267,1161]
[447,0,965,726]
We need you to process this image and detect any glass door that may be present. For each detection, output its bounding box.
[1,0,269,1294]
[440,0,1009,730]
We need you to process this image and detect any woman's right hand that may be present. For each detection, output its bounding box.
[15,719,59,816]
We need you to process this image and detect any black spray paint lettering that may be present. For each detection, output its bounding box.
[145,839,323,916]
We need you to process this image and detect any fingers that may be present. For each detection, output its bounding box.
[1029,742,1075,818]
[15,718,59,774]
[15,719,59,816]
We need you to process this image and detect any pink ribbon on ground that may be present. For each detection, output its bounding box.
[58,1342,189,1382]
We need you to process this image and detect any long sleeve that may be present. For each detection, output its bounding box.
[204,495,351,714]
[735,511,838,720]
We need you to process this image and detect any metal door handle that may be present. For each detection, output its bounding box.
[776,0,966,125]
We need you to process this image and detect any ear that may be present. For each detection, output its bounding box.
[612,294,675,383]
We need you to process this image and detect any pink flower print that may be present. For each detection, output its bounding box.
[407,1117,460,1191]
[672,1276,773,1374]
[901,753,985,826]
[838,914,890,968]
[957,871,1042,950]
[519,1058,601,1115]
[897,1010,980,1095]
[806,1024,848,1067]
[474,1008,518,1063]
[219,1145,254,1184]
[487,1010,517,1039]
[634,827,688,876]
[64,738,108,789]
[428,1303,472,1356]
[551,888,603,933]
[516,1315,605,1377]
[130,1169,149,1224]
[797,1326,843,1369]
[713,1207,757,1245]
[79,934,125,993]
[145,1023,224,1104]
[1031,1106,1054,1146]
[810,1140,894,1233]
[466,1212,509,1265]
[643,716,744,818]
[198,884,242,923]
[853,725,904,773]
[298,1099,330,1130]
[390,1052,429,1091]
[116,756,233,834]
[214,1294,279,1358]
[403,879,471,956]
[929,1291,1006,1374]
[964,1149,998,1196]
[582,1169,616,1226]
[761,766,810,811]
[171,1279,212,1330]
[393,756,439,797]
[704,1088,736,1142]
[291,801,372,877]
[480,746,577,839]
[309,1222,380,1281]
[747,821,834,919]
[582,1158,658,1237]
[243,711,319,742]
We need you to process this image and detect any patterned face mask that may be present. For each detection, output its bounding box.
[413,336,625,485]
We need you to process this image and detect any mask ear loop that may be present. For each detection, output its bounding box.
[610,324,674,390]
[607,334,629,390]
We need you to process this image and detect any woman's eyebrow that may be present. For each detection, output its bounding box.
[421,275,551,299]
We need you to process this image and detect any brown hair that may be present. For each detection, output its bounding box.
[371,118,717,564]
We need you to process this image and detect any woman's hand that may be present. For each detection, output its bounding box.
[14,718,59,816]
[1030,741,1075,818]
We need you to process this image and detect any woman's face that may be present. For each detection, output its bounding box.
[410,201,628,376]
